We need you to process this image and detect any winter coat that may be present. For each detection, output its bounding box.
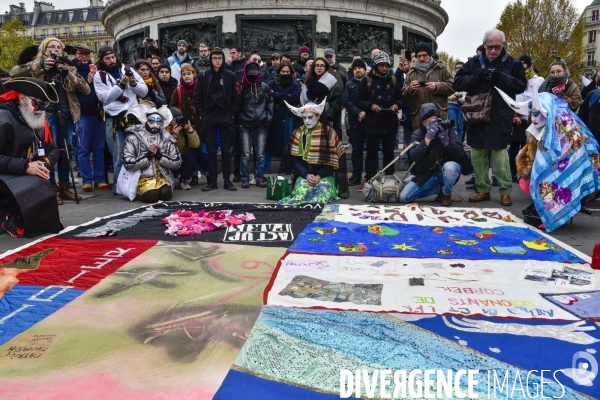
[169,85,202,135]
[10,59,90,123]
[193,67,241,118]
[75,62,101,117]
[194,57,211,75]
[408,117,473,187]
[539,79,582,111]
[166,52,194,82]
[453,49,526,150]
[160,77,179,105]
[356,69,404,135]
[329,62,348,94]
[226,57,248,82]
[343,76,365,129]
[0,100,59,174]
[122,126,182,187]
[292,59,307,76]
[140,79,167,108]
[239,62,274,128]
[300,72,343,125]
[578,89,600,142]
[266,76,301,155]
[94,65,148,118]
[166,125,200,156]
[402,60,454,130]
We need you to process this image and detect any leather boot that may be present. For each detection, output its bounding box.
[59,181,82,201]
[55,187,64,205]
[469,192,491,202]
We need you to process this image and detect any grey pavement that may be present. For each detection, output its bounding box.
[2,166,599,257]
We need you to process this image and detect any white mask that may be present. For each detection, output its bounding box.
[302,112,320,129]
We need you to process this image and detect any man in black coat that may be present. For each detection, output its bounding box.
[399,103,473,205]
[193,48,241,191]
[343,58,367,186]
[454,28,526,206]
[356,51,404,181]
[0,78,61,238]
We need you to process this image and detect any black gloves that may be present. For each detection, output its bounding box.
[490,70,502,82]
[478,69,492,82]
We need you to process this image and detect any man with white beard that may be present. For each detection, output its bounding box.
[0,77,62,238]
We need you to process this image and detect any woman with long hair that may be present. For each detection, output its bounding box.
[300,57,342,128]
[538,62,582,112]
[134,59,167,107]
[265,61,301,177]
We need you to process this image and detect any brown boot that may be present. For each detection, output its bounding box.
[500,194,513,206]
[469,192,491,202]
[55,187,64,205]
[440,192,452,206]
[434,183,444,202]
[58,181,82,201]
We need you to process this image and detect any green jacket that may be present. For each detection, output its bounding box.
[168,126,200,155]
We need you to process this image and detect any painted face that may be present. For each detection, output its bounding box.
[145,115,162,134]
[531,109,546,128]
[302,111,319,129]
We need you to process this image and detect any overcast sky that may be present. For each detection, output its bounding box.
[13,0,594,60]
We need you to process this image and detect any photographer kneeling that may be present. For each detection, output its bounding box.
[399,103,473,205]
[10,37,90,204]
[168,108,199,190]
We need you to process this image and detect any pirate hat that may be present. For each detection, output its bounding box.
[3,77,59,103]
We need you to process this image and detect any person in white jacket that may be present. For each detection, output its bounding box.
[94,45,148,189]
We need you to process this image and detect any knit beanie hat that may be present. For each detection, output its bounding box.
[298,45,310,55]
[414,42,432,56]
[351,58,367,70]
[373,51,391,67]
[177,40,188,47]
[519,55,532,68]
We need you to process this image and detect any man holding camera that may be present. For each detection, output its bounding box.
[402,43,454,131]
[11,37,90,204]
[399,103,473,205]
[94,45,148,190]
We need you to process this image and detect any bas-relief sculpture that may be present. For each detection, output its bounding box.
[159,19,221,60]
[237,17,315,57]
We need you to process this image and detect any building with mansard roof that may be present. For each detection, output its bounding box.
[582,0,600,76]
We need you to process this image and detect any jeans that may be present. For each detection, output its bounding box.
[471,147,512,194]
[448,103,464,141]
[203,113,234,182]
[177,152,196,181]
[240,126,266,181]
[76,115,106,185]
[105,117,125,187]
[399,161,461,203]
[365,134,395,181]
[47,115,74,185]
[348,124,365,178]
[190,143,209,176]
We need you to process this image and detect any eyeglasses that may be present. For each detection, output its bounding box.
[200,50,209,53]
[485,45,503,51]
[212,57,223,60]
[147,116,162,123]
[28,96,50,109]
[315,64,326,69]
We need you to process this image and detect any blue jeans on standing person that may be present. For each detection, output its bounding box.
[177,152,196,181]
[105,116,125,187]
[240,126,266,182]
[76,115,106,185]
[349,124,365,179]
[47,115,74,186]
[448,103,464,141]
[190,143,209,177]
[399,161,461,203]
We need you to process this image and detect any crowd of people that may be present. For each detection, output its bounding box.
[1,28,600,238]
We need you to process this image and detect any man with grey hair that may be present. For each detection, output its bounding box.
[454,28,526,207]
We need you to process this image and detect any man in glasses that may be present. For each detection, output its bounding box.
[454,28,526,207]
[0,77,62,238]
[194,43,211,74]
[193,47,241,191]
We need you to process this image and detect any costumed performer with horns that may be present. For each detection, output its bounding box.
[278,99,345,206]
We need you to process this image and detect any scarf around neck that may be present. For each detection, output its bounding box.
[180,78,196,98]
[415,58,434,74]
[547,73,569,90]
[143,76,154,86]
[289,122,344,169]
[274,74,294,90]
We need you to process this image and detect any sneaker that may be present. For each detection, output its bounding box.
[348,176,361,186]
[2,214,24,238]
[241,180,250,188]
[257,179,267,188]
[179,179,191,190]
[82,183,93,192]
[94,182,112,190]
[249,177,257,185]
[403,174,415,183]
[223,179,237,191]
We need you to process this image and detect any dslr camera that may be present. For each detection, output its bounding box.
[434,118,455,130]
[125,66,134,77]
[175,116,189,127]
